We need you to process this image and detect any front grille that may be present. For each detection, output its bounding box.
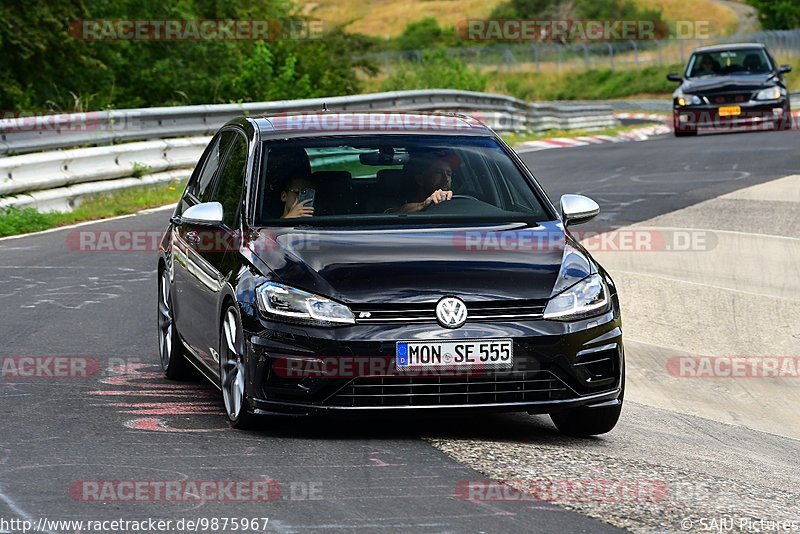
[703,92,752,104]
[351,300,547,324]
[326,370,571,407]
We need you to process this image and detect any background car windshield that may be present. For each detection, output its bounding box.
[686,48,773,77]
[256,135,551,225]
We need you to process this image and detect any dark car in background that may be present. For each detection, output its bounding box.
[667,42,793,136]
[156,112,624,436]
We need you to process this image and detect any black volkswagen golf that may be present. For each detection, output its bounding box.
[157,112,624,436]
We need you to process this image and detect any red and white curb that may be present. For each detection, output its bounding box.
[614,112,670,122]
[514,109,799,153]
[514,122,670,153]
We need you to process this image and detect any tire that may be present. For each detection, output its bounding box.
[550,381,624,437]
[219,305,260,429]
[776,111,793,131]
[158,269,193,380]
[673,112,697,137]
[674,127,697,137]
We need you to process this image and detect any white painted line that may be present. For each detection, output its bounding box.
[0,485,56,534]
[0,213,137,242]
[138,203,177,214]
[610,269,799,302]
[627,225,800,242]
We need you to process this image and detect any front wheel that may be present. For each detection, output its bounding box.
[219,305,260,429]
[673,112,697,137]
[158,269,192,380]
[775,111,793,131]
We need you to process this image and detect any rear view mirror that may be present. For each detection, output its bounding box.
[560,194,599,227]
[359,150,409,166]
[666,72,682,82]
[778,64,792,74]
[180,202,223,227]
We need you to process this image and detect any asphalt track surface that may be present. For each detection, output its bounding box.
[0,127,798,533]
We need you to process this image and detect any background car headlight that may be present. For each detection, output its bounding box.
[754,86,782,100]
[543,273,610,320]
[675,91,701,106]
[256,282,355,326]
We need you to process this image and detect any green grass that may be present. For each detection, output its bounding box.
[491,64,684,101]
[0,181,185,238]
[492,56,800,101]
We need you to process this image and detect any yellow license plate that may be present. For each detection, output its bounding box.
[718,105,741,117]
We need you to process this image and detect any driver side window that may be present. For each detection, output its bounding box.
[189,131,235,203]
[211,133,248,229]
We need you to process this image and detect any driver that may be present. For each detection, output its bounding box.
[389,155,454,213]
[695,54,717,76]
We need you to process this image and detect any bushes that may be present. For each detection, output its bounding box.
[746,0,800,30]
[0,0,367,111]
[394,18,461,51]
[381,49,488,92]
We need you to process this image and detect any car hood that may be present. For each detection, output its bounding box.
[679,73,777,94]
[247,221,584,304]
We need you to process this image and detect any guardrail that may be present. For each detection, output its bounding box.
[0,90,615,156]
[0,90,616,212]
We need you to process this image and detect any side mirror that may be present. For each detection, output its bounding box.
[666,72,683,82]
[778,64,792,74]
[560,194,599,227]
[180,202,223,227]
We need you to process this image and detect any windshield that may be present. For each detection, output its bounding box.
[686,48,773,78]
[255,135,552,226]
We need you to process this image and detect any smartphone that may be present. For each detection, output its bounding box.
[297,187,315,208]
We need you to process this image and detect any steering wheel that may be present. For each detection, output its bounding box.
[424,194,479,210]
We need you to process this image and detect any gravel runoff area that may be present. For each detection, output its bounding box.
[425,404,800,532]
[425,168,800,533]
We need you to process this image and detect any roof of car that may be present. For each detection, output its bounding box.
[249,110,494,137]
[692,42,767,53]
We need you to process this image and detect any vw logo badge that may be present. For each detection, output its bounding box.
[436,296,468,329]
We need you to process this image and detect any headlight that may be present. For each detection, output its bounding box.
[754,86,782,100]
[543,274,610,320]
[256,282,355,326]
[675,90,701,106]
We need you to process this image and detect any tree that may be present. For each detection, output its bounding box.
[746,0,800,29]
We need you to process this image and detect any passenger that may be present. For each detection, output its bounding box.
[743,53,765,73]
[280,176,317,218]
[263,146,316,219]
[389,155,454,213]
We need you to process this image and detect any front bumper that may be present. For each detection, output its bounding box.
[673,99,789,129]
[241,309,624,415]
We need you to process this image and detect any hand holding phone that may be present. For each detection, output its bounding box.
[297,187,315,208]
